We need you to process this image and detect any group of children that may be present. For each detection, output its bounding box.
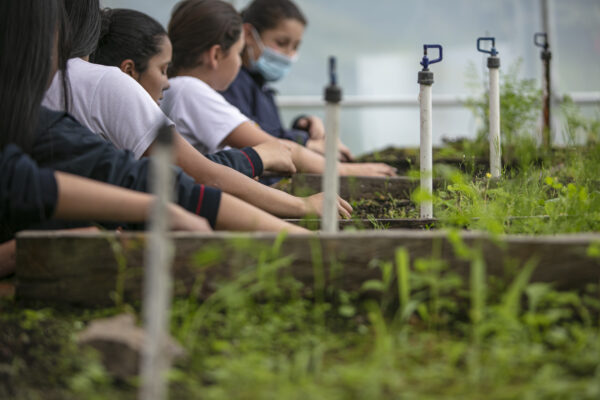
[0,0,396,277]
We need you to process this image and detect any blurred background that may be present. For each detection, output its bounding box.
[101,0,600,155]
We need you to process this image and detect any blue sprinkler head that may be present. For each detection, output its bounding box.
[534,33,549,51]
[477,37,498,56]
[329,56,337,86]
[420,44,443,71]
[325,55,342,103]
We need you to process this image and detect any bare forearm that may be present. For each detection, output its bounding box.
[224,122,326,175]
[173,132,308,217]
[192,161,307,217]
[288,141,326,174]
[215,193,307,233]
[54,172,212,231]
[54,172,152,221]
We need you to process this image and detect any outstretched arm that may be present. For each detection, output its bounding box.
[223,121,396,177]
[162,132,353,218]
[215,193,306,233]
[56,172,306,233]
[53,172,211,231]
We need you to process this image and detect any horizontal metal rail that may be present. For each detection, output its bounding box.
[276,92,600,109]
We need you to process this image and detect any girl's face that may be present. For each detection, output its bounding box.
[137,35,172,103]
[245,18,305,63]
[213,34,245,91]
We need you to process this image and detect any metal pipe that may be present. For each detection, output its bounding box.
[489,66,502,177]
[543,55,552,147]
[419,83,433,219]
[417,44,443,219]
[276,93,600,109]
[140,124,175,400]
[322,57,342,233]
[477,37,502,178]
[535,32,553,148]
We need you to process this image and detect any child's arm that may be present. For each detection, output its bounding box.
[222,121,395,177]
[166,131,353,218]
[53,172,211,232]
[293,115,326,140]
[215,192,307,233]
[56,172,307,233]
[305,136,354,162]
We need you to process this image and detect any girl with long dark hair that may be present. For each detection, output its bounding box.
[0,0,211,277]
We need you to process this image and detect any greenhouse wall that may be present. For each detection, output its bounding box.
[101,0,600,153]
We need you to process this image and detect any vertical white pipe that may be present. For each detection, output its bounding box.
[322,103,340,233]
[140,129,174,400]
[541,0,550,40]
[541,0,555,143]
[489,67,502,178]
[419,84,433,219]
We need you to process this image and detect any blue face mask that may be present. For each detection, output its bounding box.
[249,28,297,82]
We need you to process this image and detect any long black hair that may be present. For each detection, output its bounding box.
[0,0,67,152]
[241,0,307,34]
[63,0,101,58]
[91,9,167,74]
[168,0,242,77]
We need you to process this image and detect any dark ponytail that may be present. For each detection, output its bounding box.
[91,9,167,74]
[62,0,101,58]
[168,0,242,77]
[0,0,63,152]
[241,0,307,34]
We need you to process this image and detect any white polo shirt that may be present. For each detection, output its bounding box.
[160,76,249,154]
[43,58,172,159]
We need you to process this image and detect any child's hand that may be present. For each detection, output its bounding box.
[306,138,354,162]
[302,193,353,219]
[253,140,297,175]
[337,140,354,162]
[296,116,325,140]
[339,163,397,177]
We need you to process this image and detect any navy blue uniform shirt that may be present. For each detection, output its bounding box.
[221,67,310,145]
[0,144,58,242]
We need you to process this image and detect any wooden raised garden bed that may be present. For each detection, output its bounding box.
[16,230,600,307]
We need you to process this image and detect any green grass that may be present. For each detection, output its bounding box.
[430,144,600,234]
[3,231,599,399]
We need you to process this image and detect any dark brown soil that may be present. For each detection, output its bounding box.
[351,195,416,219]
[0,302,132,400]
[357,146,489,176]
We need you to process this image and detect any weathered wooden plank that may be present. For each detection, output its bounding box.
[15,230,600,307]
[291,174,445,199]
[16,230,600,306]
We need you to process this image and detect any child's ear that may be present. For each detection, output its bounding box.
[207,44,221,70]
[120,59,140,80]
[242,23,255,43]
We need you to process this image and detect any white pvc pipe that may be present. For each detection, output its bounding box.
[276,92,600,109]
[419,84,433,219]
[140,134,174,400]
[489,67,502,178]
[322,102,341,233]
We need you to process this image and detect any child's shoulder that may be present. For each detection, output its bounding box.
[169,76,211,92]
[169,76,227,105]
